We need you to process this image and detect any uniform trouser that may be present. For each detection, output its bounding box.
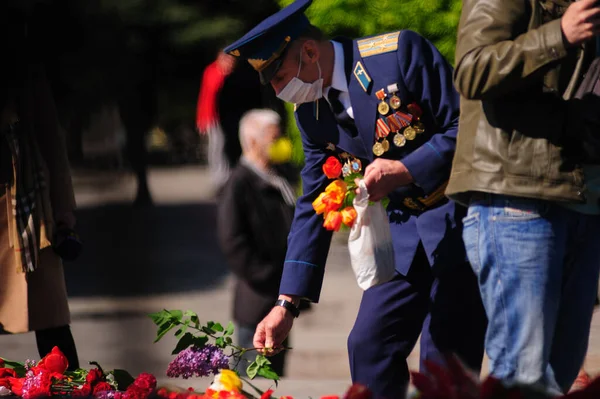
[347,244,487,399]
[463,194,600,394]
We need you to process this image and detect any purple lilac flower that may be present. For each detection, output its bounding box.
[21,370,50,399]
[95,390,118,399]
[166,344,230,379]
[24,359,37,370]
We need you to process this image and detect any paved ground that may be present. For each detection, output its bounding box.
[0,165,599,397]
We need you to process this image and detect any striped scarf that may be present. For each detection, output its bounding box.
[2,120,50,272]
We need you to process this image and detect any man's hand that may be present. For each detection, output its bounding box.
[562,0,600,47]
[358,158,413,202]
[253,295,297,355]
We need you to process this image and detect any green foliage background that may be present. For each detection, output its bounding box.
[277,0,463,166]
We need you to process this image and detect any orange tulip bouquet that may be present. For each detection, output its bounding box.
[312,156,389,232]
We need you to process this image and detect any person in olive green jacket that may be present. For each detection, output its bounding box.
[446,0,600,394]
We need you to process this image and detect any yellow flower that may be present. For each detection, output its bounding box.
[325,179,347,194]
[340,207,358,228]
[208,370,243,394]
[312,192,328,215]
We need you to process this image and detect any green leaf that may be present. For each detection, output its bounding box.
[0,358,26,377]
[381,196,390,210]
[172,332,196,355]
[225,337,233,345]
[246,361,259,379]
[183,310,198,319]
[257,365,280,382]
[167,310,184,322]
[175,320,190,339]
[344,190,357,208]
[154,319,177,343]
[207,321,224,332]
[192,335,209,348]
[109,369,135,391]
[215,337,226,348]
[224,321,235,336]
[148,309,172,326]
[255,355,270,367]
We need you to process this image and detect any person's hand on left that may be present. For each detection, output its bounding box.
[357,158,413,202]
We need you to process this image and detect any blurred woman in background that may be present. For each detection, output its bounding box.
[0,3,79,369]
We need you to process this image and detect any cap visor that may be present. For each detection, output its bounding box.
[259,57,283,85]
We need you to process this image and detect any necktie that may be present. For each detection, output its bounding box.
[326,88,357,135]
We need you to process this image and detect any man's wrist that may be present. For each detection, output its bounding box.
[278,294,300,307]
[394,161,414,184]
[275,299,299,318]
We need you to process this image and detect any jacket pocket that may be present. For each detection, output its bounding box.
[462,208,481,274]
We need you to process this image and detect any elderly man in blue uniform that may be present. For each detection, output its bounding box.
[224,1,486,397]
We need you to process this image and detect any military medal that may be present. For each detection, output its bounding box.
[381,138,390,152]
[326,143,336,151]
[342,162,351,177]
[376,118,391,138]
[413,121,425,134]
[387,83,402,110]
[386,114,402,133]
[373,141,385,156]
[407,102,423,119]
[403,126,417,141]
[395,111,413,125]
[393,133,407,147]
[376,89,390,116]
[350,158,362,173]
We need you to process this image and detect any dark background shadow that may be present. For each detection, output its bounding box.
[64,202,229,297]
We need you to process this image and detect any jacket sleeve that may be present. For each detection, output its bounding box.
[278,114,333,303]
[454,0,568,101]
[396,30,460,194]
[217,177,278,292]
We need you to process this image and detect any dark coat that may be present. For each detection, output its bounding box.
[217,161,295,326]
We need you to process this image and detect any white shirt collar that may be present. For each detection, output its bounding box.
[329,40,348,93]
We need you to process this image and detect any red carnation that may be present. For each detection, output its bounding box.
[86,368,103,385]
[37,346,68,374]
[0,369,16,379]
[133,373,157,392]
[260,389,274,399]
[342,383,372,399]
[72,383,92,397]
[7,377,23,396]
[93,382,113,395]
[322,157,342,179]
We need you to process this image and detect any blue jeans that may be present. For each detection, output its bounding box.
[462,194,600,394]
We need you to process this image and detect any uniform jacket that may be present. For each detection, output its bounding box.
[279,31,466,303]
[446,0,597,206]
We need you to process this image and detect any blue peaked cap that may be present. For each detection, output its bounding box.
[223,0,313,84]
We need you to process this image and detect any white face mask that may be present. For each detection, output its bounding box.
[276,49,323,104]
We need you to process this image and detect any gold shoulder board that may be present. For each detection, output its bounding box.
[357,31,401,58]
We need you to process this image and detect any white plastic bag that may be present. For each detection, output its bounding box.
[347,180,396,290]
